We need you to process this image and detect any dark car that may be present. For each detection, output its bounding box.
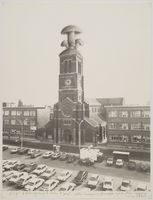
[31,150,41,158]
[18,148,29,155]
[79,158,94,166]
[73,171,88,185]
[127,161,136,170]
[138,162,150,173]
[23,162,38,173]
[3,145,8,151]
[51,152,61,160]
[67,155,76,163]
[13,163,26,171]
[59,153,68,161]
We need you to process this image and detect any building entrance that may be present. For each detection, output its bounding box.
[63,129,73,144]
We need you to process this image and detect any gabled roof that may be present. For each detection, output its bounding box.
[84,115,106,127]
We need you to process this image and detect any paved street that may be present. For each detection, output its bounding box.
[3,146,151,192]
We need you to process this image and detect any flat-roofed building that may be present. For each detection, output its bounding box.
[3,102,51,139]
[105,105,150,149]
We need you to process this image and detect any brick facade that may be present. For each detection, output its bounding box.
[105,105,150,148]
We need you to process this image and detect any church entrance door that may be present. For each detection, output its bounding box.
[63,129,72,144]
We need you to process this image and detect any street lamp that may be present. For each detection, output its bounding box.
[16,118,28,148]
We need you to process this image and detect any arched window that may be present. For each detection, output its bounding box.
[78,62,81,74]
[64,60,68,73]
[68,60,72,73]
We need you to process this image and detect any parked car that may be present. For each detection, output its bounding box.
[3,171,15,182]
[120,179,131,191]
[135,184,147,191]
[138,162,150,173]
[102,177,113,191]
[4,160,18,170]
[67,155,76,163]
[79,158,94,166]
[39,179,59,191]
[59,153,68,161]
[106,158,114,166]
[31,150,42,158]
[87,174,99,189]
[18,148,29,155]
[51,152,61,160]
[116,159,124,168]
[79,187,91,192]
[42,151,53,158]
[23,162,37,173]
[32,164,47,176]
[3,145,8,151]
[3,160,10,167]
[127,161,136,170]
[24,178,44,191]
[27,149,36,155]
[10,147,21,154]
[16,174,37,189]
[13,162,26,171]
[57,170,72,182]
[8,172,27,185]
[59,183,76,191]
[39,168,56,180]
[73,171,88,185]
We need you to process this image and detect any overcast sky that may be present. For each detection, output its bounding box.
[0,1,151,106]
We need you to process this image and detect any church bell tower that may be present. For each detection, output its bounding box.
[53,25,87,145]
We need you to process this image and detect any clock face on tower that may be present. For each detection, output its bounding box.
[65,79,72,86]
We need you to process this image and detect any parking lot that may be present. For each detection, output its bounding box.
[3,145,151,192]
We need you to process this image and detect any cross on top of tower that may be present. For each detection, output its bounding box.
[61,25,83,49]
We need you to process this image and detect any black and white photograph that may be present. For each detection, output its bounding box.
[0,0,152,199]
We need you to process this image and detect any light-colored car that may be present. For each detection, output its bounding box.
[24,178,45,191]
[58,183,76,191]
[102,177,113,191]
[79,187,91,192]
[32,164,47,176]
[42,151,53,158]
[39,179,59,191]
[3,160,10,167]
[10,147,20,154]
[135,184,147,191]
[27,149,36,155]
[116,159,124,167]
[16,174,37,188]
[57,170,72,182]
[8,172,28,184]
[3,171,15,182]
[87,174,99,188]
[120,179,131,191]
[4,160,18,170]
[40,168,56,180]
[106,158,114,166]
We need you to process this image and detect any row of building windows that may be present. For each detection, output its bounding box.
[109,135,150,144]
[60,60,82,74]
[4,119,36,126]
[63,119,71,125]
[108,123,150,131]
[108,110,150,118]
[3,110,36,116]
[91,107,100,113]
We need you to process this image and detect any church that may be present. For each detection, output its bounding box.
[52,25,106,146]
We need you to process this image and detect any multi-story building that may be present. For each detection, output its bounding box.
[105,105,150,148]
[3,102,51,139]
